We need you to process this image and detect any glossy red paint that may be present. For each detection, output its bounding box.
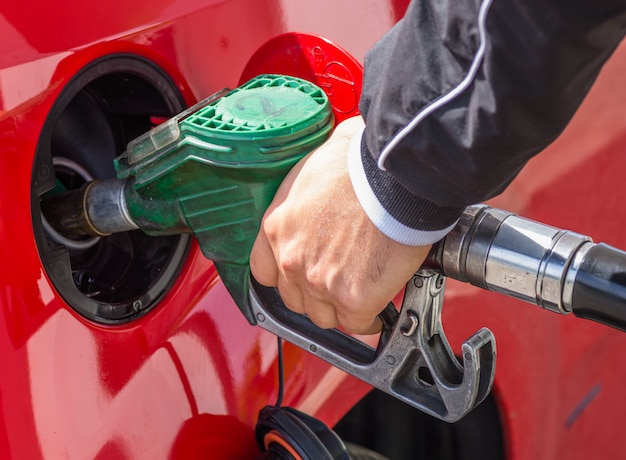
[0,2,382,458]
[2,1,626,459]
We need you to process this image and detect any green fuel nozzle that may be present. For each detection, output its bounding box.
[42,75,334,322]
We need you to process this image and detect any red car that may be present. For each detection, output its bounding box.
[3,1,626,458]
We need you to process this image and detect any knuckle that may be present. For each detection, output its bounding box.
[334,287,360,313]
[305,269,328,296]
[278,253,299,277]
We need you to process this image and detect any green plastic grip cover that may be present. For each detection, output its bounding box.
[114,75,334,323]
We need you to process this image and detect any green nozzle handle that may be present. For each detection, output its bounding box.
[114,75,334,323]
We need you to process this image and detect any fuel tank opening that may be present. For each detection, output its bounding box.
[31,55,190,324]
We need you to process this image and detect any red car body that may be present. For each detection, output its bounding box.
[2,1,626,459]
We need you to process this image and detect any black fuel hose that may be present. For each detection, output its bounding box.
[572,243,626,332]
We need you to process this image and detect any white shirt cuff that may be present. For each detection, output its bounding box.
[347,127,457,246]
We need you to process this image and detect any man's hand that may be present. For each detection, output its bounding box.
[250,116,432,334]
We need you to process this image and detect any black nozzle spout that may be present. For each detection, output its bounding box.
[40,179,138,240]
[41,183,98,239]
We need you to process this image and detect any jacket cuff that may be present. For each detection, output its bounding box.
[347,127,463,246]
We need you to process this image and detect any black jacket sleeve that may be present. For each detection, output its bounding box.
[350,0,626,245]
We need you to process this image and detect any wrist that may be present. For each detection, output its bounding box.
[347,128,462,246]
